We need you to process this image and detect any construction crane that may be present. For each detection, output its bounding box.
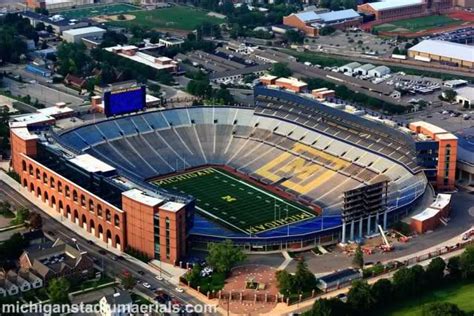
[378,224,393,252]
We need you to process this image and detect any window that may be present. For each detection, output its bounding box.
[106,209,111,222]
[22,161,26,172]
[89,199,94,213]
[36,168,40,180]
[43,172,48,184]
[29,165,33,176]
[65,186,70,198]
[57,181,62,193]
[50,177,55,189]
[114,214,120,228]
[73,190,78,202]
[97,205,103,217]
[80,195,86,207]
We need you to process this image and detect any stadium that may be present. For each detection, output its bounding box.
[10,86,428,263]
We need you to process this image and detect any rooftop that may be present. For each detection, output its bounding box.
[317,9,360,23]
[69,154,116,174]
[319,268,360,284]
[411,207,439,222]
[122,188,164,207]
[410,121,448,135]
[409,40,474,63]
[294,11,320,22]
[63,26,106,36]
[455,86,474,100]
[367,0,424,11]
[275,77,308,87]
[160,201,186,213]
[431,194,451,210]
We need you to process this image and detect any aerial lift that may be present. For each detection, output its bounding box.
[378,224,393,252]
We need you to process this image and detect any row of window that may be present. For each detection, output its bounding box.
[22,160,121,228]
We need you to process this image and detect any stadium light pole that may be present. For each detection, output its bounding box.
[286,208,289,236]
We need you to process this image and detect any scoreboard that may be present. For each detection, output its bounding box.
[104,86,146,117]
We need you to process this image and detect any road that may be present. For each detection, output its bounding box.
[0,181,211,312]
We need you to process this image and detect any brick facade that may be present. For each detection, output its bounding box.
[11,128,187,265]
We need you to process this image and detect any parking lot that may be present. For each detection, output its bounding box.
[305,29,398,57]
[401,103,473,133]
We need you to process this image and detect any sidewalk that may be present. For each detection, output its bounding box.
[0,171,186,284]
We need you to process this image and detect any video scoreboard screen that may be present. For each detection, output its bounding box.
[104,86,146,117]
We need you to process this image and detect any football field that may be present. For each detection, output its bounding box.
[153,168,316,234]
[57,3,142,19]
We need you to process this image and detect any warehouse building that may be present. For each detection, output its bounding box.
[357,0,452,23]
[26,0,93,10]
[62,27,106,44]
[454,86,474,109]
[368,65,390,78]
[283,9,361,37]
[353,63,375,76]
[408,40,474,69]
[339,62,361,74]
[20,11,89,34]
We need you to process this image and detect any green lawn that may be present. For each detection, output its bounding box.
[383,281,474,316]
[374,15,461,33]
[109,6,224,31]
[57,3,142,20]
[154,167,315,234]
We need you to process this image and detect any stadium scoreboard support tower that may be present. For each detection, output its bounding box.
[341,180,388,243]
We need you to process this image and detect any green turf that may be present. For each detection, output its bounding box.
[383,281,474,316]
[374,15,461,33]
[109,6,224,31]
[153,167,315,234]
[57,3,142,20]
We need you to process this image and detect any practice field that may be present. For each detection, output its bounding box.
[57,3,142,20]
[384,282,474,316]
[109,6,224,31]
[374,15,461,33]
[154,168,316,234]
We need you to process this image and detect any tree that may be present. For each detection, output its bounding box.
[447,256,461,279]
[393,266,425,298]
[284,30,304,44]
[46,25,54,33]
[185,264,202,287]
[352,245,364,269]
[319,26,336,36]
[370,278,392,308]
[347,280,375,313]
[425,257,446,287]
[422,302,465,316]
[119,270,136,290]
[35,22,45,32]
[28,212,43,229]
[311,297,350,316]
[460,246,474,279]
[293,259,317,293]
[206,240,246,274]
[47,278,70,304]
[270,63,292,77]
[275,270,293,295]
[148,83,161,96]
[443,89,457,103]
[392,47,401,55]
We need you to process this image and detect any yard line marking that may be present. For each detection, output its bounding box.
[211,168,314,216]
